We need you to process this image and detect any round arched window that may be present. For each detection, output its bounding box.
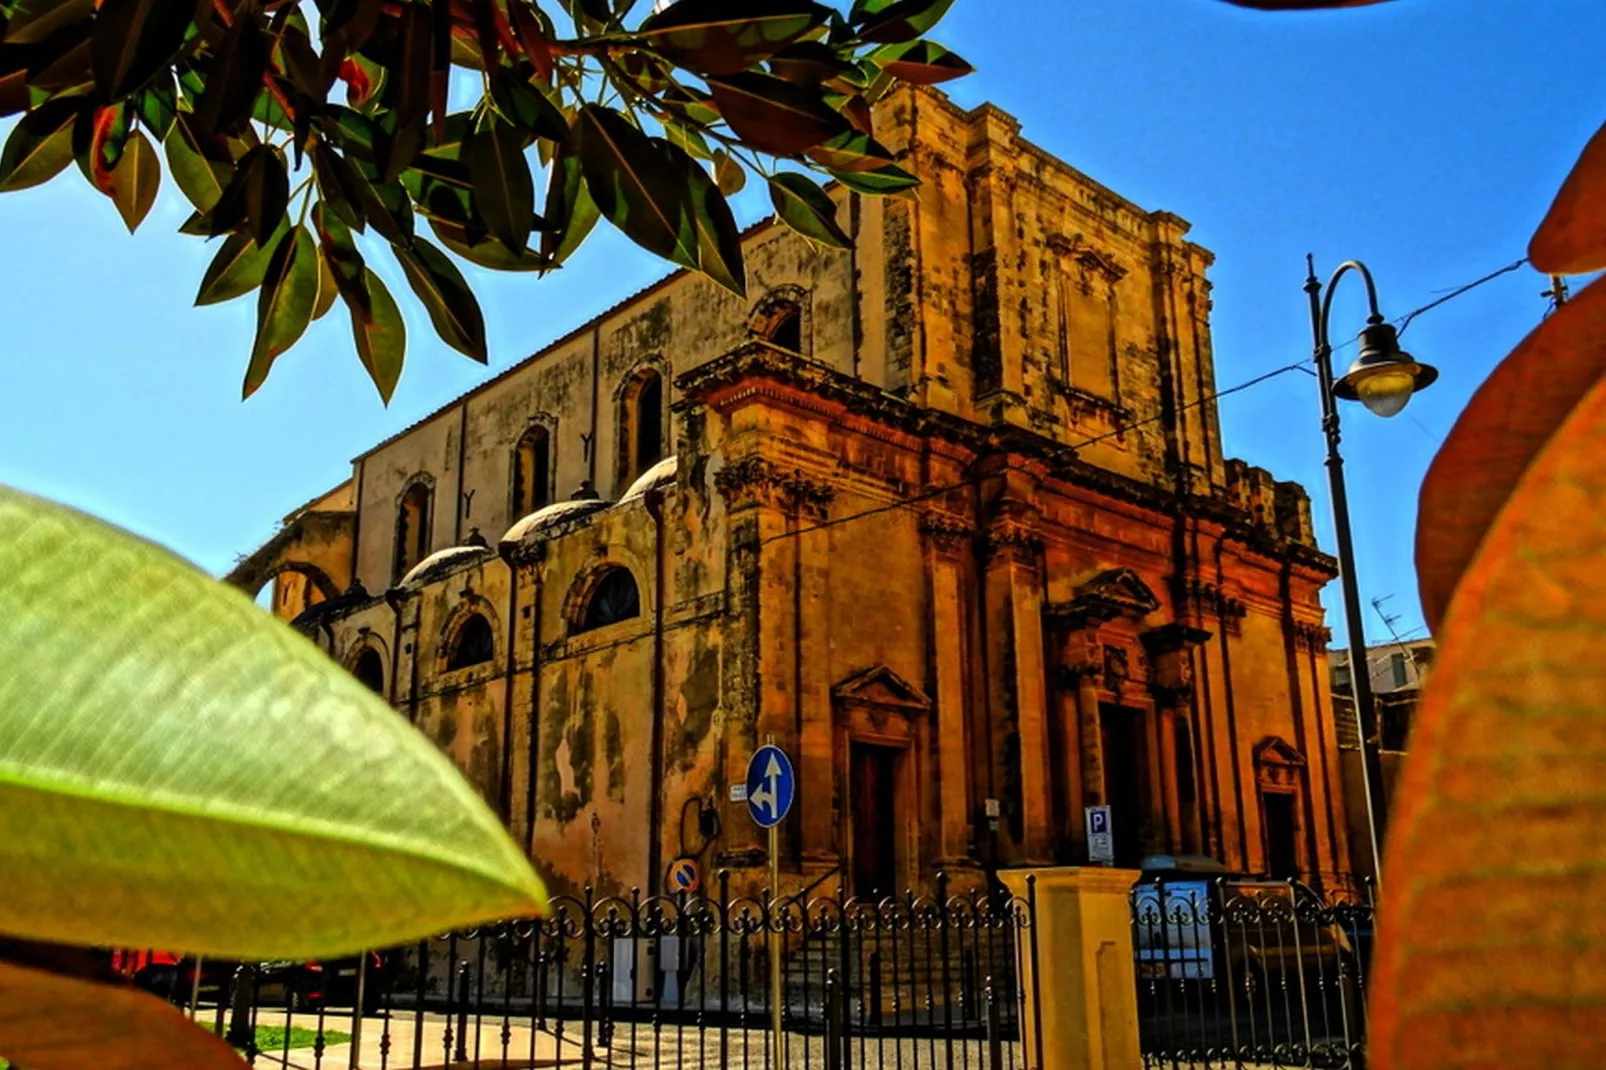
[353,648,385,694]
[446,613,496,670]
[578,568,641,633]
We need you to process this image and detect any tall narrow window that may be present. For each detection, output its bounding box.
[618,369,665,488]
[353,648,385,694]
[512,425,551,517]
[394,482,433,582]
[446,613,495,670]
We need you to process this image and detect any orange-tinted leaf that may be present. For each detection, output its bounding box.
[0,940,243,1070]
[1530,116,1606,275]
[706,71,848,156]
[1372,370,1606,1070]
[108,128,159,232]
[1415,277,1606,632]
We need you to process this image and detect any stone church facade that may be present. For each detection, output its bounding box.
[232,87,1353,902]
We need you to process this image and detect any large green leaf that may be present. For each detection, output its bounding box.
[575,104,698,270]
[685,155,745,296]
[639,0,832,76]
[2,0,94,46]
[540,140,598,268]
[210,143,288,247]
[242,224,317,398]
[134,70,177,139]
[163,110,232,212]
[393,236,488,361]
[430,215,550,272]
[314,201,371,318]
[0,95,81,192]
[312,140,370,230]
[827,161,918,196]
[768,170,850,248]
[0,485,547,957]
[194,227,281,305]
[349,267,405,402]
[803,128,893,172]
[488,67,567,143]
[713,149,745,195]
[850,0,954,44]
[469,111,534,254]
[191,3,268,135]
[107,127,158,231]
[705,71,848,155]
[870,39,972,84]
[91,0,192,102]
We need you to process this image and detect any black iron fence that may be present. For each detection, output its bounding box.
[1131,877,1376,1070]
[178,872,1042,1070]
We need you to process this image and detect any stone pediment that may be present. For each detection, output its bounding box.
[1047,567,1161,626]
[833,665,931,715]
[1253,736,1305,769]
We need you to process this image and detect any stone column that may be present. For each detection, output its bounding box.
[923,511,977,867]
[1142,622,1212,859]
[789,472,837,873]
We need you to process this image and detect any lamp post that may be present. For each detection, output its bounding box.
[1304,255,1438,886]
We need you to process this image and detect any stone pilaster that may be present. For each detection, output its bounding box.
[922,511,976,866]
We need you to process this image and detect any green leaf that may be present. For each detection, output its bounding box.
[386,0,431,128]
[469,112,534,254]
[91,0,193,102]
[850,0,953,43]
[574,104,698,271]
[767,39,858,85]
[243,225,318,398]
[211,143,288,247]
[0,69,27,118]
[870,38,972,84]
[393,237,488,361]
[768,170,849,248]
[430,216,551,272]
[827,161,918,196]
[312,248,339,320]
[488,67,567,143]
[134,70,177,138]
[194,227,280,305]
[664,119,713,161]
[108,127,158,231]
[163,111,232,212]
[314,201,371,318]
[639,0,832,76]
[72,101,130,190]
[705,71,848,156]
[540,140,597,268]
[192,4,268,135]
[349,267,405,402]
[803,128,894,172]
[713,149,745,195]
[686,156,745,297]
[312,141,369,230]
[354,163,414,244]
[0,484,547,957]
[2,0,93,46]
[0,94,80,191]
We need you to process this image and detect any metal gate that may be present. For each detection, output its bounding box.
[179,871,1042,1070]
[1131,877,1376,1069]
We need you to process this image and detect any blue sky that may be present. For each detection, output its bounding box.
[0,0,1597,646]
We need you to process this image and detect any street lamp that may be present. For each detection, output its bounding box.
[1304,255,1438,887]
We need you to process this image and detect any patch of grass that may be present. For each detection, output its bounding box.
[233,1025,351,1052]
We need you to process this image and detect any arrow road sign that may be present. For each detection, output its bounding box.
[746,744,795,829]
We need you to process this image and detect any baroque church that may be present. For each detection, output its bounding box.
[232,87,1354,902]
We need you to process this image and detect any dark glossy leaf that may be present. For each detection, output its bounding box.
[194,226,281,304]
[1531,117,1606,275]
[91,0,192,101]
[838,91,873,134]
[870,38,971,84]
[321,0,381,49]
[249,72,293,131]
[768,39,857,85]
[393,237,487,361]
[3,0,94,46]
[659,82,721,127]
[26,30,93,94]
[685,156,744,296]
[431,216,551,271]
[488,66,567,142]
[349,267,405,402]
[177,208,211,233]
[768,170,849,248]
[312,140,368,230]
[706,71,848,155]
[508,0,555,84]
[827,161,917,196]
[0,94,79,191]
[276,21,329,100]
[353,159,414,243]
[163,110,231,211]
[134,70,177,137]
[387,0,431,128]
[803,128,893,172]
[313,201,370,314]
[312,249,339,320]
[469,112,534,254]
[192,3,268,135]
[377,110,426,183]
[243,225,319,398]
[211,143,287,246]
[709,149,743,196]
[540,139,597,268]
[575,104,698,270]
[850,0,953,44]
[639,0,830,76]
[663,119,713,161]
[73,101,129,191]
[0,69,26,117]
[108,127,158,231]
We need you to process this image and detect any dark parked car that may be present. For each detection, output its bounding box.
[122,950,388,1014]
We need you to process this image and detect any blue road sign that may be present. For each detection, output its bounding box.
[746,745,795,828]
[1088,807,1110,836]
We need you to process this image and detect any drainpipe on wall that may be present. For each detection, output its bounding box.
[523,545,547,858]
[497,543,522,829]
[644,486,669,897]
[384,588,408,709]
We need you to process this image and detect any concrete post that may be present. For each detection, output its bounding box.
[998,867,1141,1070]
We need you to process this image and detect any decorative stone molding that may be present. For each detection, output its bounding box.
[985,516,1043,563]
[1102,645,1130,691]
[1140,622,1211,705]
[1174,577,1247,635]
[1293,620,1332,652]
[919,511,974,554]
[713,455,836,518]
[1253,736,1306,791]
[1047,567,1161,629]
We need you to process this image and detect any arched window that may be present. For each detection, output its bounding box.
[618,369,664,489]
[752,298,804,354]
[394,481,433,582]
[577,567,641,633]
[446,613,496,670]
[512,424,551,517]
[353,648,385,694]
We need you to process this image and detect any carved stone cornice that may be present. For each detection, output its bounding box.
[1046,568,1161,629]
[714,456,836,518]
[1293,620,1332,652]
[920,511,974,554]
[985,517,1043,564]
[1173,577,1247,635]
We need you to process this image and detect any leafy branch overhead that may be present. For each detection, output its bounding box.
[0,0,972,400]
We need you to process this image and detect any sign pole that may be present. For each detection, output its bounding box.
[769,820,782,1069]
